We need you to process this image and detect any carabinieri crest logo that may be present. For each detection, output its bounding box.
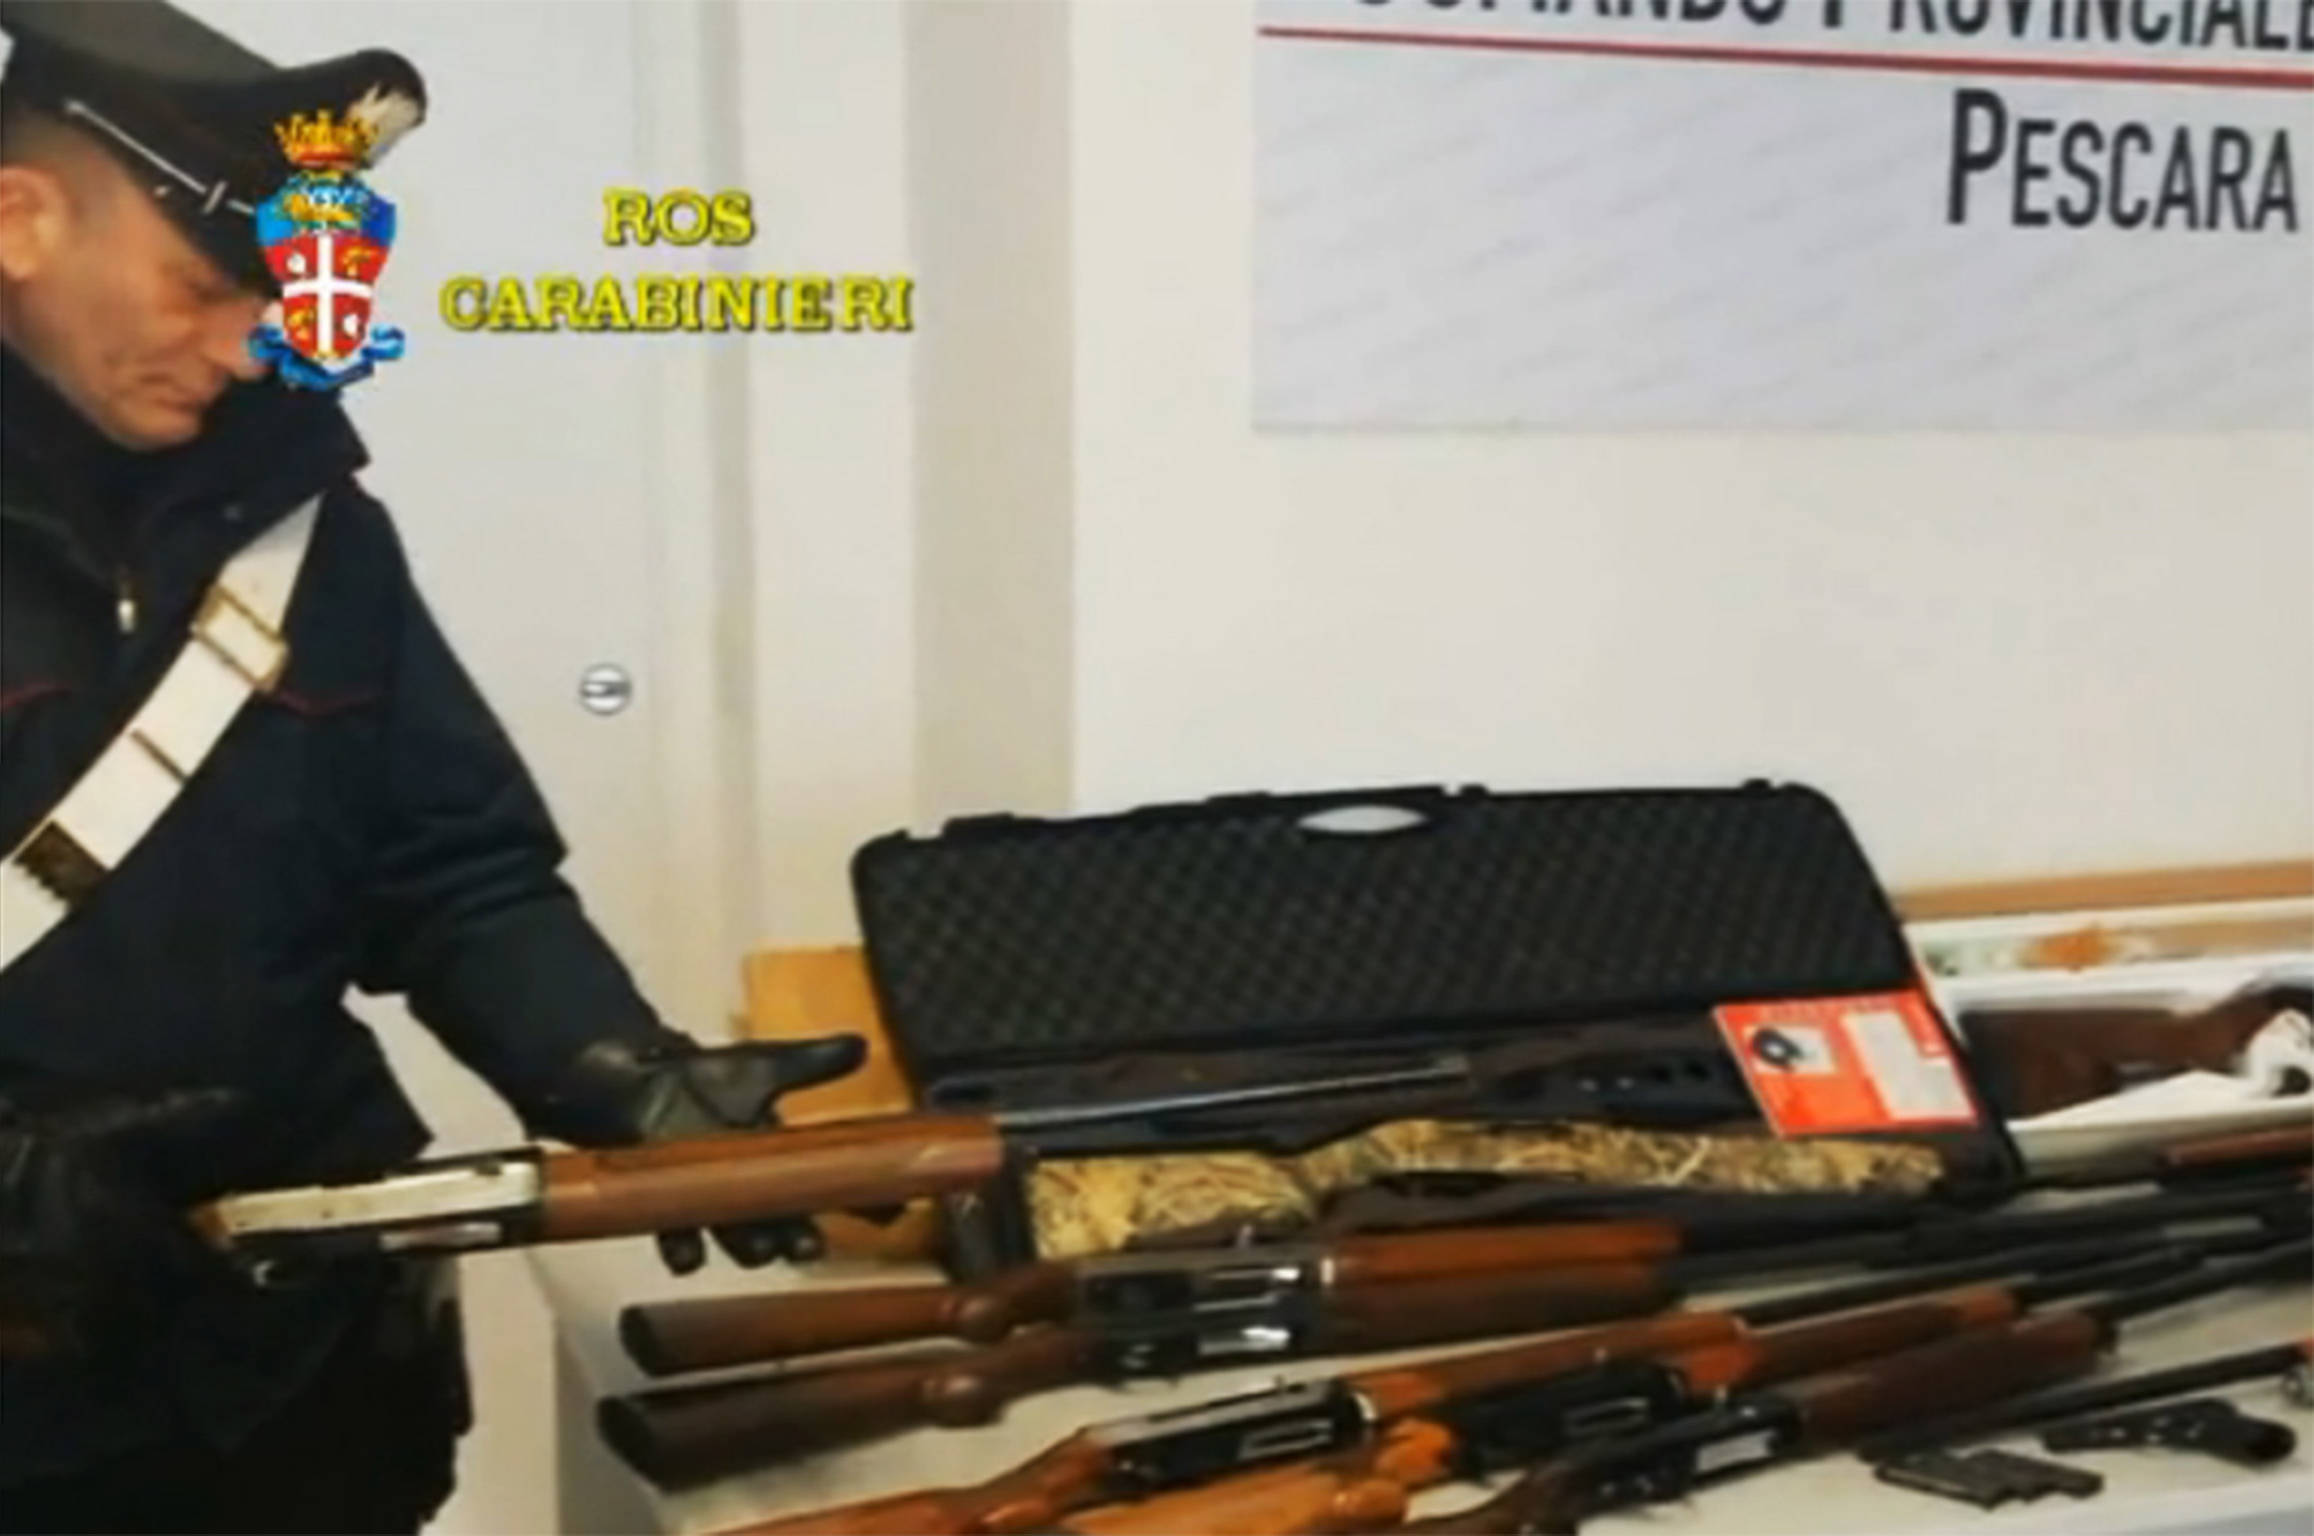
[250,88,421,391]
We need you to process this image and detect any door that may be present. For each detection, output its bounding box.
[170,6,738,1531]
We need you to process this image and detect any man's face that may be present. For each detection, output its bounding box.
[0,137,273,451]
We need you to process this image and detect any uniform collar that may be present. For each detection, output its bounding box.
[1,337,370,574]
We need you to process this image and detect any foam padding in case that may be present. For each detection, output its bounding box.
[850,781,1922,1086]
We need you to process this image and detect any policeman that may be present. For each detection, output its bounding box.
[0,3,863,1530]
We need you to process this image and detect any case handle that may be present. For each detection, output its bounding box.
[1293,802,1443,839]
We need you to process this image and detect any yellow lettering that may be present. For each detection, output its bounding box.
[439,276,486,331]
[756,277,786,331]
[880,276,915,331]
[634,275,685,332]
[790,275,833,332]
[675,275,703,331]
[535,275,586,331]
[583,275,634,331]
[710,191,756,246]
[484,277,537,331]
[656,190,712,246]
[703,275,757,331]
[602,188,653,246]
[842,276,914,332]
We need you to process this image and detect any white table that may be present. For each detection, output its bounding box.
[533,1233,2314,1536]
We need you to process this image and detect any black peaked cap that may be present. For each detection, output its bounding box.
[0,0,425,290]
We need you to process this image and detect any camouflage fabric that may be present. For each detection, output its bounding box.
[1025,1120,1945,1259]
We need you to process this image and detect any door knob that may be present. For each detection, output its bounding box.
[579,663,635,716]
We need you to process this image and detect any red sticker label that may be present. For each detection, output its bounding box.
[1715,990,1982,1137]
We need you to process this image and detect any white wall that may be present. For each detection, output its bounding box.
[1062,0,2314,888]
[909,0,1076,828]
[751,0,2314,947]
[732,0,925,946]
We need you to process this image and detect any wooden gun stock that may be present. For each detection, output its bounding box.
[599,1328,1094,1488]
[709,1435,1122,1536]
[619,1265,1079,1375]
[1960,984,2312,1118]
[620,1221,1687,1376]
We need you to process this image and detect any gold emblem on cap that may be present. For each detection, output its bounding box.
[274,108,378,171]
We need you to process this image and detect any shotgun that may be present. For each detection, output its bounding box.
[599,1215,2192,1487]
[1043,1243,2222,1535]
[1114,1118,2312,1252]
[680,1237,2154,1525]
[183,1048,1946,1279]
[617,1221,1700,1376]
[598,1176,2309,1486]
[185,1057,1470,1277]
[601,1170,2314,1480]
[615,1168,2306,1379]
[1390,1236,2314,1536]
[1050,1236,2310,1536]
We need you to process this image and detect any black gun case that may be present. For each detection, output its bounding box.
[847,779,2022,1274]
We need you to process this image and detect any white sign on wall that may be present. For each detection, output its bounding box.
[1253,0,2314,429]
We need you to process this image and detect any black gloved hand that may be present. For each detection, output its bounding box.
[530,1033,868,1275]
[0,1087,244,1355]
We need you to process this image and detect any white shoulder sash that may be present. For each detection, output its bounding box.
[0,496,324,978]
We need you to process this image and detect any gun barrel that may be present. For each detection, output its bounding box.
[1859,1336,2314,1462]
[993,1057,1473,1133]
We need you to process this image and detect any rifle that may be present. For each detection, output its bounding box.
[183,1053,1944,1279]
[1958,982,2312,1119]
[698,1237,2161,1533]
[1043,1243,2223,1535]
[615,1168,2306,1379]
[1121,1119,2314,1250]
[1050,1237,2310,1536]
[618,1221,1700,1376]
[601,1202,2257,1489]
[601,1176,2309,1486]
[1021,1118,1944,1262]
[181,1057,1468,1276]
[1390,1236,2314,1536]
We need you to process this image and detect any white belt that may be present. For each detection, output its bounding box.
[0,496,323,978]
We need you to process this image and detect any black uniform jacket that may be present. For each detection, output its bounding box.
[0,343,675,1483]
